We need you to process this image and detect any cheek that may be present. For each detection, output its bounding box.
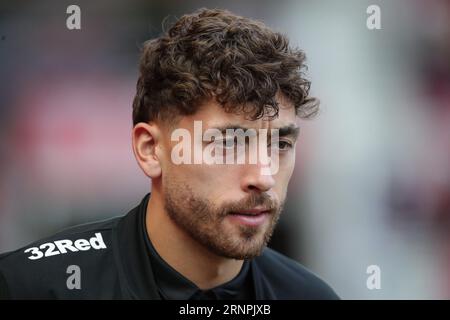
[275,154,296,184]
[287,156,296,177]
[198,164,241,186]
[171,163,241,191]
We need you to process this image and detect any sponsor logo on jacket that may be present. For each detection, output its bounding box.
[24,232,107,260]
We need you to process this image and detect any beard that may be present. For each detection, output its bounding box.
[163,176,284,260]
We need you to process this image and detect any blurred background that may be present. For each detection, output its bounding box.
[1,0,449,299]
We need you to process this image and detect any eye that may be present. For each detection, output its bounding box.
[279,141,293,150]
[214,137,237,149]
[270,140,293,151]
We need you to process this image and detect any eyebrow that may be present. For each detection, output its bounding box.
[209,123,300,141]
[278,124,300,140]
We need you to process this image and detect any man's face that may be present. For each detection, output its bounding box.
[159,96,299,260]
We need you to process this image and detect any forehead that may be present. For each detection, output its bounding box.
[178,96,297,130]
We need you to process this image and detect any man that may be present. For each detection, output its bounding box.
[0,8,339,299]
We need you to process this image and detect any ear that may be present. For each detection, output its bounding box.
[132,122,162,179]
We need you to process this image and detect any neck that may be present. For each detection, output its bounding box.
[145,185,244,290]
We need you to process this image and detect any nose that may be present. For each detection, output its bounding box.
[240,162,276,193]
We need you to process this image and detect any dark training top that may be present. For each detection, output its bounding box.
[0,194,339,299]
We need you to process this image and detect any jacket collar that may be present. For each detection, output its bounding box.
[113,193,161,299]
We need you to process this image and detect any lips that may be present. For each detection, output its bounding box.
[227,208,271,226]
[229,208,270,216]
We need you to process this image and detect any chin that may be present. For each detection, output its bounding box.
[223,238,267,260]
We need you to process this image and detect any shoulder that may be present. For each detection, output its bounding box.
[254,247,340,300]
[0,216,121,299]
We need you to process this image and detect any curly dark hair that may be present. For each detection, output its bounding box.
[132,8,319,126]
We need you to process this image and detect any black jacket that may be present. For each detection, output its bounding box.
[0,194,339,299]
